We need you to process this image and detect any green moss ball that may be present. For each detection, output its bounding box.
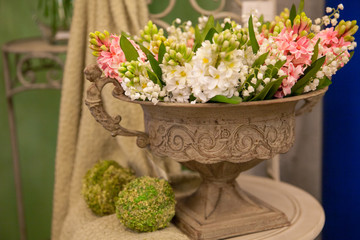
[82,160,136,216]
[116,176,176,232]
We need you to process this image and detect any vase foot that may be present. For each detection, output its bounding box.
[174,180,290,240]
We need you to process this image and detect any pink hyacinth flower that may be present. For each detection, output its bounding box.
[274,29,297,53]
[317,27,339,46]
[96,35,147,82]
[275,63,304,98]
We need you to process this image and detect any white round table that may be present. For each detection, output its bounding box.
[228,175,325,240]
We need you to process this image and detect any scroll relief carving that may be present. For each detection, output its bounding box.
[146,115,295,164]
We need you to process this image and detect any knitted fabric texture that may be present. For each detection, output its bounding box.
[51,0,187,239]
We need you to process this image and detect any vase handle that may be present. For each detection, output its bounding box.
[295,90,325,116]
[84,64,149,148]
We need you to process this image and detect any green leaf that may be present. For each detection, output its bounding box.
[121,30,151,57]
[189,94,196,102]
[215,21,223,32]
[146,68,162,87]
[248,15,260,54]
[311,39,321,62]
[289,4,297,25]
[210,95,242,104]
[349,51,355,61]
[270,60,287,78]
[297,0,305,14]
[204,27,218,43]
[251,81,276,101]
[243,74,255,88]
[146,52,163,85]
[252,52,270,67]
[274,60,287,69]
[158,42,166,64]
[194,25,201,44]
[223,22,232,30]
[202,15,215,40]
[138,43,153,57]
[258,15,264,25]
[120,35,139,61]
[265,76,287,99]
[193,25,202,52]
[291,56,326,95]
[193,42,202,52]
[120,31,130,38]
[317,76,332,90]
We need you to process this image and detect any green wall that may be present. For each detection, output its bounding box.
[0,0,219,239]
[0,0,60,239]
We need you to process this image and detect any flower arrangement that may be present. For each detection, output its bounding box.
[88,0,357,104]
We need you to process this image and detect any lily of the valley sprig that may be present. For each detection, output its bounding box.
[88,0,357,104]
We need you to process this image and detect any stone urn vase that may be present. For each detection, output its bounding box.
[84,64,326,240]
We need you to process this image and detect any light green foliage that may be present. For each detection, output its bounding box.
[116,176,176,232]
[82,160,136,216]
[163,42,193,66]
[336,20,358,42]
[138,20,166,54]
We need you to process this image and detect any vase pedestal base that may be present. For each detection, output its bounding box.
[174,179,290,240]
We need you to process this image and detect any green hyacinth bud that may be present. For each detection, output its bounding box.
[162,42,193,66]
[89,30,111,56]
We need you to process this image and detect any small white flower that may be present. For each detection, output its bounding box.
[151,92,159,99]
[224,18,231,23]
[235,24,242,31]
[257,73,263,80]
[257,85,264,92]
[316,71,325,79]
[331,19,338,26]
[234,91,239,97]
[314,78,320,86]
[151,98,159,104]
[322,16,330,26]
[338,4,344,10]
[251,78,257,84]
[175,18,181,24]
[326,7,332,13]
[334,13,340,19]
[147,81,154,87]
[304,85,311,93]
[342,56,349,63]
[248,86,255,93]
[187,20,192,26]
[263,78,270,84]
[278,69,286,76]
[334,47,341,54]
[315,18,321,25]
[242,89,250,97]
